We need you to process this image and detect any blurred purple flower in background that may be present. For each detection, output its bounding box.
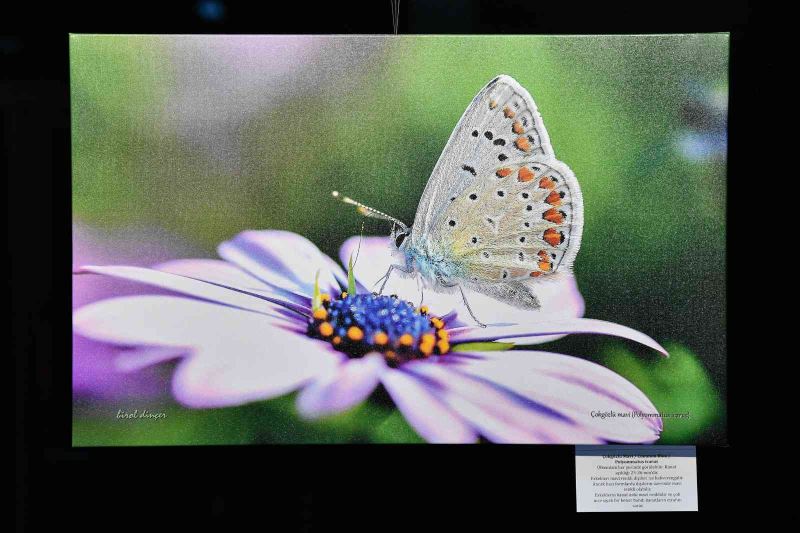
[73,230,667,443]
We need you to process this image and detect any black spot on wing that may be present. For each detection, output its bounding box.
[461,164,477,176]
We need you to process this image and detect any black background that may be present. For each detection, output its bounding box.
[6,0,782,529]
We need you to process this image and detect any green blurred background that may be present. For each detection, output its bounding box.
[71,35,727,445]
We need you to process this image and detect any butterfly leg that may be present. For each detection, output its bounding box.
[458,285,487,328]
[375,264,414,295]
[438,278,487,327]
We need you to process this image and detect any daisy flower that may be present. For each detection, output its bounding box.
[73,230,667,443]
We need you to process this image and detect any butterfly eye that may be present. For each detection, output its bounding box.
[395,232,407,247]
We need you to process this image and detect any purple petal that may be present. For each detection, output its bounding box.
[77,265,309,317]
[75,295,291,347]
[155,258,312,307]
[73,335,169,400]
[72,222,204,400]
[456,351,661,442]
[217,230,345,297]
[74,294,342,407]
[172,334,340,409]
[296,354,386,419]
[450,318,668,356]
[380,368,477,443]
[154,259,271,291]
[405,362,602,444]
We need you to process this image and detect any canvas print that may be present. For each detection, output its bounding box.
[71,34,727,445]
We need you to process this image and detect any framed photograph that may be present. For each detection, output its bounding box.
[70,34,727,446]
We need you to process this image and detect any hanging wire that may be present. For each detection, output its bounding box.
[391,0,400,34]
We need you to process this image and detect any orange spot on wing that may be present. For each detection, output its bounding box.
[543,208,565,224]
[489,99,498,109]
[496,167,513,178]
[536,251,552,273]
[538,176,556,190]
[530,271,543,277]
[544,228,564,247]
[515,136,532,152]
[512,120,524,134]
[518,167,535,182]
[545,190,562,206]
[503,105,516,118]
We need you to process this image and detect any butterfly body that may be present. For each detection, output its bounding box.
[394,233,464,291]
[338,75,583,323]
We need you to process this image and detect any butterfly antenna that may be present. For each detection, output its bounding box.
[331,191,409,232]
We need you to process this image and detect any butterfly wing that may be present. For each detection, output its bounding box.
[410,75,555,242]
[442,158,583,279]
[414,76,583,309]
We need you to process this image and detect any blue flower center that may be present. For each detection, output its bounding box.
[307,292,449,366]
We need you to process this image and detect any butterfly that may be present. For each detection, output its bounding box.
[333,75,583,326]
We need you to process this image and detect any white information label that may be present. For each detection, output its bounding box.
[575,445,698,512]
